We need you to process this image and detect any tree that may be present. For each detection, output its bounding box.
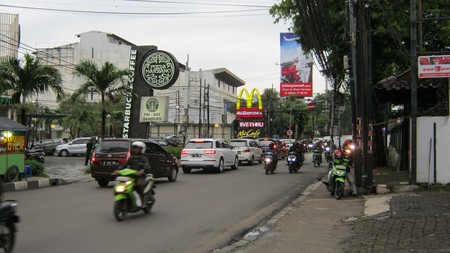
[58,95,97,138]
[0,54,64,124]
[73,60,128,139]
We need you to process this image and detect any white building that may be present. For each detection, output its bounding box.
[34,31,136,108]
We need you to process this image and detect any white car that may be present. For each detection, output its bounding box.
[229,139,263,165]
[54,137,91,157]
[180,139,239,173]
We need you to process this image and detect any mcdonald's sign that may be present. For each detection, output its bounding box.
[236,88,264,119]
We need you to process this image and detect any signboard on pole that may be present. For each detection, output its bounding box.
[139,96,169,122]
[307,102,315,111]
[418,55,450,78]
[279,33,313,97]
[236,88,264,119]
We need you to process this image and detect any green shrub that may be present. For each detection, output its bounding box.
[25,160,46,177]
[165,146,183,159]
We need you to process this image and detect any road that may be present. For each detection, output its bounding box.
[44,155,92,183]
[9,154,328,253]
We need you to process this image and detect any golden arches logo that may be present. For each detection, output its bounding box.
[236,88,263,110]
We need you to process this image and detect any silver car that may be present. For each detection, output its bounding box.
[229,139,263,165]
[54,137,91,157]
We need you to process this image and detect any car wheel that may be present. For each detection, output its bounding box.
[232,157,239,170]
[168,167,178,182]
[216,159,224,173]
[97,179,109,187]
[182,167,191,174]
[60,150,69,157]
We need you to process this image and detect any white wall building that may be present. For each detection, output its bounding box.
[34,31,135,108]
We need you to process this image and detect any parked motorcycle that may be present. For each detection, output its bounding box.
[25,146,45,164]
[0,200,20,252]
[263,152,277,174]
[312,150,322,167]
[326,164,347,200]
[113,168,156,222]
[286,151,302,173]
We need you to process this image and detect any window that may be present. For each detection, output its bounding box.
[218,80,221,88]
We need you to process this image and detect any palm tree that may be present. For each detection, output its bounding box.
[73,60,128,139]
[0,54,64,124]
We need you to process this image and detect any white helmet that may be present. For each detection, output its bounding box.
[131,141,146,154]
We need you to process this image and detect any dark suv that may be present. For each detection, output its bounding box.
[258,138,286,159]
[90,138,179,187]
[37,139,64,155]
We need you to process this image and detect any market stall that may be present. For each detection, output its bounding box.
[0,117,29,182]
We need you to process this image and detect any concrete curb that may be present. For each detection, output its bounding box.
[3,177,64,192]
[213,180,323,253]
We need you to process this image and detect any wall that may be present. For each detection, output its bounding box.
[416,116,450,184]
[147,123,233,141]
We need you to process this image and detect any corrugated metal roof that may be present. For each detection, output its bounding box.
[0,117,29,131]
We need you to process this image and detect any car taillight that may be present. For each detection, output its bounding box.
[91,150,97,162]
[181,150,189,155]
[243,148,250,152]
[204,150,216,155]
[273,145,278,149]
[118,151,131,163]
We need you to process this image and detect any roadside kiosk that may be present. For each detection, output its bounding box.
[0,117,29,182]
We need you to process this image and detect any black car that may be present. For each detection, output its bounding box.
[258,138,286,159]
[90,138,179,187]
[37,139,64,155]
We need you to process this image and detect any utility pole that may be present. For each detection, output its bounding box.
[183,56,190,141]
[198,69,202,138]
[410,0,418,184]
[205,83,210,138]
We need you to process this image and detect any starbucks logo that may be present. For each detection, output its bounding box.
[146,98,159,112]
[141,50,180,90]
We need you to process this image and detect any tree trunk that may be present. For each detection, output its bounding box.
[101,93,106,139]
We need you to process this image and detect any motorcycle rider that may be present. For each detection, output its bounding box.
[267,142,279,166]
[313,141,323,163]
[323,149,357,197]
[115,141,150,208]
[289,141,304,164]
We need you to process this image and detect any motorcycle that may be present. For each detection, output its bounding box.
[0,200,20,252]
[286,151,302,173]
[324,146,333,162]
[113,168,156,222]
[263,152,277,174]
[343,144,355,165]
[312,150,323,167]
[326,164,347,200]
[25,146,45,164]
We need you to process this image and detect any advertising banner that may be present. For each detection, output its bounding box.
[139,96,169,122]
[280,33,313,97]
[418,55,450,78]
[236,88,264,119]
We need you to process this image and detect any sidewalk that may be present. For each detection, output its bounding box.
[215,167,450,253]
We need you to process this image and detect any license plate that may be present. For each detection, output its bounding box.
[238,151,242,154]
[102,161,118,166]
[192,154,201,157]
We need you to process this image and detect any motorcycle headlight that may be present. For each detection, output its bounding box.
[115,185,126,193]
[264,158,272,163]
[326,147,330,151]
[335,170,346,177]
[350,144,355,150]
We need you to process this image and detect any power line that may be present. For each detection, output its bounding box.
[0,3,268,16]
[122,0,271,8]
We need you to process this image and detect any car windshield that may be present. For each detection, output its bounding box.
[229,141,248,147]
[284,140,293,144]
[185,141,213,149]
[100,141,130,152]
[259,141,273,147]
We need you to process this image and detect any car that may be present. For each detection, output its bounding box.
[258,138,286,159]
[180,138,239,173]
[229,139,263,165]
[281,139,296,149]
[151,138,169,147]
[36,138,64,155]
[90,138,179,187]
[54,137,91,157]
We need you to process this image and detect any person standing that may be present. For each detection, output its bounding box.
[85,138,95,166]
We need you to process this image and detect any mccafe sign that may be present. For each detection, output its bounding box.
[236,88,263,119]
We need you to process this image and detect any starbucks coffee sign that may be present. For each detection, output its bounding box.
[139,96,169,122]
[141,50,179,90]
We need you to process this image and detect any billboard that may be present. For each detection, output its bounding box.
[280,33,313,97]
[236,88,263,119]
[418,55,450,78]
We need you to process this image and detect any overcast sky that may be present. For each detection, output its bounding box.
[1,0,327,95]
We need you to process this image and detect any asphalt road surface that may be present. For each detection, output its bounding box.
[9,154,328,253]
